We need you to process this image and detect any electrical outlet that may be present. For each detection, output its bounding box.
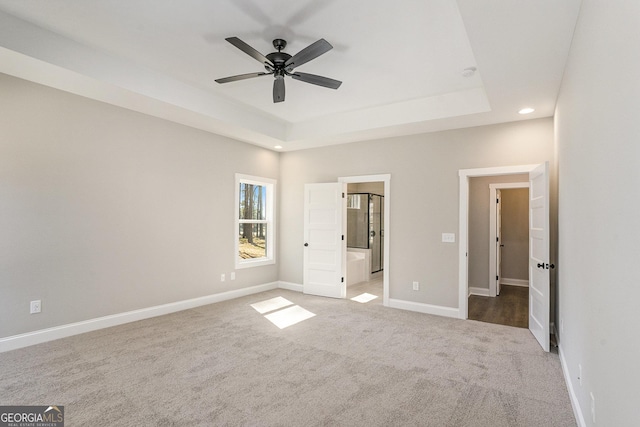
[590,392,596,423]
[30,300,41,314]
[221,274,225,282]
[578,364,582,386]
[230,272,236,280]
[412,281,419,291]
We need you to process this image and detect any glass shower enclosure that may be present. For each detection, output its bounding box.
[347,193,384,273]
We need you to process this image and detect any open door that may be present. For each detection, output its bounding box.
[303,183,347,298]
[496,189,503,296]
[529,162,550,351]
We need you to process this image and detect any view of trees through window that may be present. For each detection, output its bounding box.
[238,183,267,259]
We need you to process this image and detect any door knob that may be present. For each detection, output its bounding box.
[304,243,309,247]
[537,263,544,268]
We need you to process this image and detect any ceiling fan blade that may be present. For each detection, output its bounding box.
[284,39,333,70]
[291,72,342,89]
[225,37,272,66]
[273,78,285,103]
[215,72,270,84]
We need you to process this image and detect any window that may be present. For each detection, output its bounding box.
[235,174,276,268]
[347,194,361,209]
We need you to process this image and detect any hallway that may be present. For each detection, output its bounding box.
[468,285,528,328]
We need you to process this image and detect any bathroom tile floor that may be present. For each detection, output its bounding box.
[347,277,384,306]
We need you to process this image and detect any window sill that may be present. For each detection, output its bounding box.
[235,258,276,270]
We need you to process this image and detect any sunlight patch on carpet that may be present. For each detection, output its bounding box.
[264,305,316,329]
[351,293,378,303]
[250,296,294,314]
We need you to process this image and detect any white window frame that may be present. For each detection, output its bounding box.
[235,173,276,269]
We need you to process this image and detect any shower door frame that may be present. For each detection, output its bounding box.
[346,193,385,274]
[369,193,384,274]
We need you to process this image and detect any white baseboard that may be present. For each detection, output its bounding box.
[559,344,586,427]
[469,287,490,297]
[388,298,460,319]
[499,278,529,287]
[0,282,279,353]
[278,281,303,292]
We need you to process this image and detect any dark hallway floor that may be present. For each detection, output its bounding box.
[468,284,528,328]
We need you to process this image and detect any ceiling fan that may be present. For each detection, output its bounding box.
[215,37,342,103]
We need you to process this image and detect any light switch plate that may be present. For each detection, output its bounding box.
[442,233,456,243]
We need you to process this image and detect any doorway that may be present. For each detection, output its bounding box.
[345,188,384,304]
[468,181,530,328]
[458,163,551,351]
[303,175,391,305]
[490,183,530,297]
[339,174,390,306]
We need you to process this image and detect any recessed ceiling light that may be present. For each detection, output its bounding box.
[274,145,283,150]
[518,107,535,115]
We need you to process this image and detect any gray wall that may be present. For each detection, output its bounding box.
[555,1,640,425]
[0,74,279,337]
[468,174,528,290]
[280,118,554,308]
[500,188,529,281]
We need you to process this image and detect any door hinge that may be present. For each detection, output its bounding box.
[342,235,344,241]
[341,277,344,283]
[497,198,499,203]
[496,237,499,242]
[496,275,499,281]
[342,192,345,198]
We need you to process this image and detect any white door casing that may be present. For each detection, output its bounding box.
[303,183,347,298]
[528,162,550,352]
[496,189,502,296]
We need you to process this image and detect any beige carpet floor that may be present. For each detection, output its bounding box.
[0,282,576,426]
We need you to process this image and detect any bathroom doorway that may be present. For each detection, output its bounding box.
[339,174,390,306]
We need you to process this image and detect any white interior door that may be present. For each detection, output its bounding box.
[529,162,550,351]
[303,183,347,298]
[496,189,502,296]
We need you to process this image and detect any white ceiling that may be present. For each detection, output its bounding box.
[0,0,582,151]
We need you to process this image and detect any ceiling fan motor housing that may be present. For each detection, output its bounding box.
[266,51,292,67]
